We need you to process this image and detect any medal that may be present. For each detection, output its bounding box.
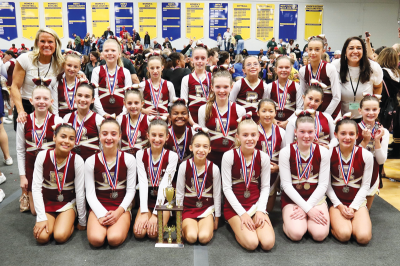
[295,143,315,186]
[32,111,50,149]
[191,159,209,203]
[337,145,356,192]
[238,149,256,198]
[303,183,311,190]
[275,80,289,115]
[314,112,321,141]
[196,201,203,208]
[109,96,116,104]
[149,79,164,111]
[260,124,276,159]
[308,61,323,83]
[63,77,78,110]
[73,110,90,151]
[126,113,142,148]
[195,72,210,100]
[222,138,229,146]
[149,148,166,188]
[105,64,118,102]
[244,189,251,198]
[277,111,285,118]
[342,186,350,193]
[57,194,64,202]
[52,150,72,203]
[170,126,188,161]
[150,189,158,197]
[361,121,378,139]
[110,191,118,199]
[296,183,303,190]
[101,149,121,199]
[214,102,231,141]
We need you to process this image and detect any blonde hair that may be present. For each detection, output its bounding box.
[234,119,258,148]
[205,70,232,122]
[31,85,54,113]
[62,53,81,70]
[322,52,331,63]
[103,39,124,67]
[31,28,64,75]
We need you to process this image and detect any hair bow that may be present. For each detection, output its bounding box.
[193,124,209,133]
[90,83,98,89]
[148,115,168,122]
[32,78,52,87]
[78,77,89,84]
[295,109,316,117]
[333,112,352,124]
[210,64,229,73]
[172,97,188,105]
[196,40,208,49]
[51,123,73,131]
[310,79,328,89]
[237,112,253,123]
[1,77,9,95]
[307,34,327,43]
[106,114,117,120]
[64,49,82,57]
[126,84,140,91]
[362,92,382,100]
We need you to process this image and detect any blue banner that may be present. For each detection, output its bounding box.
[67,2,87,39]
[279,4,298,42]
[0,2,18,41]
[115,2,133,37]
[162,2,181,41]
[209,3,228,41]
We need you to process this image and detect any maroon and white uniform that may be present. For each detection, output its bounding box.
[139,79,175,115]
[52,74,85,118]
[299,62,341,118]
[91,65,132,116]
[4,58,16,86]
[222,149,271,220]
[165,125,196,164]
[176,159,221,220]
[137,148,178,215]
[256,124,286,193]
[32,150,86,226]
[279,143,330,211]
[16,113,64,191]
[117,113,149,156]
[85,151,136,218]
[230,78,268,122]
[64,111,104,160]
[327,146,373,209]
[181,72,213,124]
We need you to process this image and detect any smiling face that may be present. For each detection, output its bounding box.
[37,32,56,57]
[75,86,94,111]
[276,58,291,79]
[308,40,324,63]
[147,125,169,150]
[303,89,323,110]
[190,134,211,161]
[64,57,81,79]
[53,127,76,153]
[257,101,276,126]
[243,56,260,77]
[102,41,121,65]
[147,58,163,80]
[192,49,208,71]
[236,124,259,151]
[212,76,232,102]
[346,40,363,66]
[359,99,380,124]
[99,122,121,149]
[335,123,357,149]
[30,88,53,113]
[124,92,144,117]
[295,122,315,147]
[170,105,189,127]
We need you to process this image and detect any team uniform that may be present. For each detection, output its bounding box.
[198,101,246,168]
[85,151,136,218]
[229,78,268,122]
[221,149,271,221]
[356,122,389,196]
[63,111,104,161]
[165,125,196,164]
[52,74,85,118]
[117,113,149,156]
[3,58,16,87]
[327,146,374,209]
[32,150,86,227]
[279,143,330,212]
[255,124,286,194]
[136,148,178,215]
[181,72,212,124]
[299,62,341,118]
[91,65,132,116]
[139,79,175,115]
[176,159,221,220]
[16,113,64,192]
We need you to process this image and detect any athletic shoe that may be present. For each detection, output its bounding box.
[19,194,30,212]
[4,157,13,166]
[2,118,12,124]
[0,189,5,203]
[0,172,6,184]
[7,114,13,120]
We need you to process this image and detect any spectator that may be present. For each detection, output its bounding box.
[84,51,100,81]
[121,39,128,53]
[9,44,18,54]
[286,39,295,54]
[333,50,341,61]
[234,33,244,54]
[293,44,302,61]
[73,33,81,52]
[132,29,140,42]
[81,55,89,72]
[217,33,223,50]
[18,44,29,53]
[134,40,143,55]
[278,45,287,55]
[153,40,162,50]
[97,35,106,52]
[267,37,277,50]
[258,49,264,57]
[119,26,128,38]
[241,49,249,57]
[162,37,172,49]
[223,28,232,51]
[232,54,244,81]
[144,31,150,49]
[83,33,91,56]
[289,52,300,70]
[229,47,236,63]
[103,26,114,39]
[322,52,331,63]
[66,40,73,50]
[278,38,286,48]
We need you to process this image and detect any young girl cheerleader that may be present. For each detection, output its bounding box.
[285,86,337,149]
[117,88,149,156]
[91,38,132,117]
[85,119,136,247]
[356,94,389,209]
[32,124,86,244]
[63,84,104,161]
[17,85,64,213]
[176,130,221,244]
[134,118,178,239]
[256,99,286,213]
[139,55,175,117]
[327,117,374,244]
[229,56,268,123]
[279,112,331,242]
[299,35,341,118]
[264,56,302,129]
[181,46,213,125]
[198,70,246,168]
[222,117,275,251]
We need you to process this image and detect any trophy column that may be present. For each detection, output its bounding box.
[155,204,184,248]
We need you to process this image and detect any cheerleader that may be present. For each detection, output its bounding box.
[356,94,389,209]
[63,84,104,160]
[229,56,268,123]
[327,117,373,244]
[299,35,341,118]
[85,119,136,247]
[181,46,213,125]
[176,131,221,244]
[198,70,246,168]
[222,117,274,251]
[279,113,330,242]
[32,124,86,244]
[134,118,178,239]
[17,85,64,214]
[286,86,337,149]
[264,56,303,129]
[117,88,149,156]
[256,99,286,212]
[91,38,132,117]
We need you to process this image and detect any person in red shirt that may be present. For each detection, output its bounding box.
[9,44,18,54]
[19,43,29,52]
[119,26,128,39]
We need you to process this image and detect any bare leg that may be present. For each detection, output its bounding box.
[352,207,372,245]
[36,213,55,244]
[0,118,10,160]
[329,206,352,242]
[255,214,275,250]
[106,212,131,247]
[53,209,76,243]
[307,203,330,242]
[282,204,308,241]
[267,194,277,214]
[182,218,199,244]
[366,195,375,210]
[228,215,259,251]
[87,211,107,247]
[198,215,214,244]
[29,191,36,216]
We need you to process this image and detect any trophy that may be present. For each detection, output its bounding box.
[164,175,175,209]
[164,225,176,244]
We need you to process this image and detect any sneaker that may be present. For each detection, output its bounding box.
[4,157,13,166]
[8,114,13,120]
[19,194,30,212]
[2,118,12,124]
[0,172,6,185]
[0,189,5,202]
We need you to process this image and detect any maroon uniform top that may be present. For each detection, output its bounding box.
[56,76,83,118]
[187,72,212,124]
[120,113,148,156]
[270,80,297,121]
[6,59,15,86]
[315,112,331,145]
[98,65,126,115]
[235,78,265,122]
[143,79,170,114]
[165,125,193,163]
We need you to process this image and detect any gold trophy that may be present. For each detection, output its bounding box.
[164,175,175,209]
[164,225,176,244]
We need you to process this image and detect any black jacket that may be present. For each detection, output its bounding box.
[133,32,141,42]
[144,34,150,44]
[103,30,114,39]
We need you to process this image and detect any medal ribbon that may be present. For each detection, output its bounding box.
[149,148,166,187]
[171,126,188,161]
[260,124,276,158]
[73,110,90,146]
[63,77,78,110]
[32,111,50,149]
[239,149,256,190]
[295,144,315,181]
[126,113,142,148]
[314,112,321,141]
[52,151,72,194]
[361,121,378,139]
[195,72,210,100]
[191,159,209,199]
[337,146,356,185]
[276,80,289,111]
[105,65,118,96]
[213,102,231,137]
[308,61,323,82]
[101,150,121,190]
[149,79,164,110]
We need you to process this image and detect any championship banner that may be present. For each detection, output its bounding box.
[44,3,63,38]
[67,3,87,39]
[186,3,204,40]
[279,4,298,42]
[139,3,157,40]
[162,2,181,41]
[209,3,228,41]
[0,2,18,41]
[304,5,323,40]
[92,3,110,39]
[255,4,274,42]
[233,4,251,41]
[115,2,134,37]
[20,2,39,40]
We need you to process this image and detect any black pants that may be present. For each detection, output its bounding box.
[13,99,33,131]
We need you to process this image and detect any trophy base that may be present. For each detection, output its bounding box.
[155,243,184,248]
[166,204,174,209]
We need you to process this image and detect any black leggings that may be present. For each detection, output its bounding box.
[13,99,33,131]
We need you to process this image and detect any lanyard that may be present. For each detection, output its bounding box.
[37,57,52,80]
[348,71,360,102]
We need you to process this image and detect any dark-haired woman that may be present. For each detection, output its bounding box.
[84,52,100,85]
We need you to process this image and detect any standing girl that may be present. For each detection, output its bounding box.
[85,119,136,247]
[17,85,64,213]
[32,124,86,244]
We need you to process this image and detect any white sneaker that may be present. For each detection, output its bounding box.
[2,118,12,124]
[0,189,5,202]
[8,114,13,120]
[4,157,13,166]
[0,172,5,185]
